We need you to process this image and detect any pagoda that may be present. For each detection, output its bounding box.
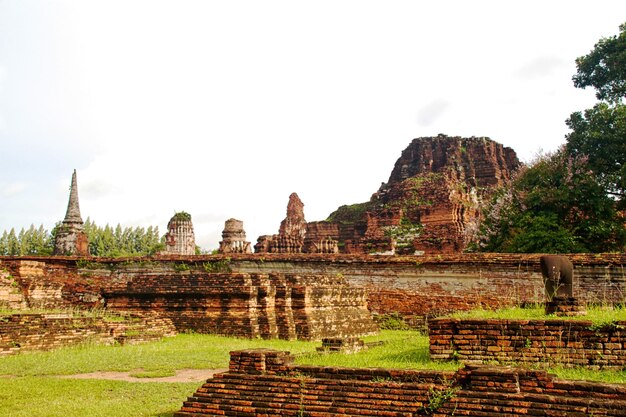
[53,170,89,255]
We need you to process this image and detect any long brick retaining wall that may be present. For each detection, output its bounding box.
[0,313,176,355]
[429,317,626,369]
[2,253,626,325]
[175,349,626,416]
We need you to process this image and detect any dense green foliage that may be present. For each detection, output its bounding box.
[566,102,626,207]
[567,22,626,207]
[472,23,626,253]
[83,219,164,257]
[472,149,626,253]
[0,224,53,256]
[0,219,164,257]
[326,201,373,224]
[573,23,626,103]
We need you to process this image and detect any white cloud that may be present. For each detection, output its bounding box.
[514,56,568,80]
[1,181,28,197]
[417,100,450,127]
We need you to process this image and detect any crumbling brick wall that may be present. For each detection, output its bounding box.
[3,253,626,329]
[175,349,626,416]
[0,314,176,355]
[430,317,626,369]
[103,271,378,341]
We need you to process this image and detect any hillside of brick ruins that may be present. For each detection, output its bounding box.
[327,134,520,254]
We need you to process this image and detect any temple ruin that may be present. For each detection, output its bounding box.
[161,212,196,255]
[255,193,339,254]
[53,170,89,256]
[218,218,252,254]
[325,135,521,254]
[103,269,378,340]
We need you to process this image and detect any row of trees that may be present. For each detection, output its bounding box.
[0,219,164,257]
[472,23,626,253]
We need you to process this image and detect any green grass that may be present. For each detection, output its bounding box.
[0,333,318,377]
[296,330,458,371]
[449,304,626,326]
[0,377,198,417]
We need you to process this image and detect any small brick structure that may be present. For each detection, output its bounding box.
[430,317,626,369]
[0,313,176,355]
[545,296,587,316]
[316,337,366,354]
[175,349,626,416]
[218,218,252,254]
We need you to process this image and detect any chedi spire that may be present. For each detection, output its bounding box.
[63,169,84,225]
[53,170,89,256]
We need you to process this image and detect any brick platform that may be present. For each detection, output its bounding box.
[175,349,626,416]
[430,317,626,369]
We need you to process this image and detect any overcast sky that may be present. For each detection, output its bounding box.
[1,1,625,250]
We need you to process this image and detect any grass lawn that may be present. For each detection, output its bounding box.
[449,304,626,325]
[0,377,199,417]
[0,333,319,417]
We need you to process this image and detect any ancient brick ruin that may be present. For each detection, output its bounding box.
[175,349,626,416]
[103,270,378,340]
[53,170,89,256]
[0,257,378,341]
[255,193,307,253]
[218,218,252,254]
[255,193,339,254]
[161,212,196,255]
[3,253,626,329]
[324,135,520,254]
[430,317,626,369]
[0,313,175,355]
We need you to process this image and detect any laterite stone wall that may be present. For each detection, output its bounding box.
[429,317,626,369]
[175,349,626,416]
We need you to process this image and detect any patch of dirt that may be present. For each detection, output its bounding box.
[59,368,228,383]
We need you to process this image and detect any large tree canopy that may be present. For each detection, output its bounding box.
[573,22,626,103]
[566,102,626,205]
[471,149,626,253]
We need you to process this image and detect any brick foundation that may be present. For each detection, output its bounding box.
[430,317,626,369]
[0,313,176,355]
[175,349,626,416]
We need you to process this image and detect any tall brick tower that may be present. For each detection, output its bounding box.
[53,170,89,256]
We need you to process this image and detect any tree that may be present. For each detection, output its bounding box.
[572,22,626,103]
[567,22,626,209]
[0,220,163,257]
[472,149,626,253]
[566,102,626,206]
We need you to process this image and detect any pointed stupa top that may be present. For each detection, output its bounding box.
[62,169,84,225]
